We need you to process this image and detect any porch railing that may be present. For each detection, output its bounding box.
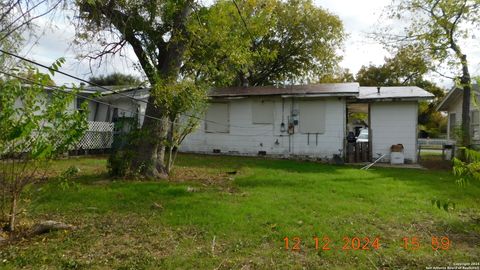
[73,121,114,151]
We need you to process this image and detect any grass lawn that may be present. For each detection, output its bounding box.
[1,154,479,269]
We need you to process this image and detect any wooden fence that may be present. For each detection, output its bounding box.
[346,142,370,163]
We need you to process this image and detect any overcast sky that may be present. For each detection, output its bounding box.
[19,0,480,88]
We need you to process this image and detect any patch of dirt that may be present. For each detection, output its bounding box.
[169,166,239,191]
[420,156,453,171]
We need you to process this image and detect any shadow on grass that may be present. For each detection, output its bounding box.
[177,153,345,174]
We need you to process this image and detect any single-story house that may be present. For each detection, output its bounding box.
[436,84,480,145]
[178,83,433,163]
[19,83,433,162]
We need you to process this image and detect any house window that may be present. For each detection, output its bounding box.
[299,100,326,134]
[449,113,456,137]
[252,100,274,124]
[76,97,86,111]
[205,103,229,133]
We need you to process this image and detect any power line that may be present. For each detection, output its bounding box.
[1,70,278,136]
[0,47,264,130]
[0,70,165,122]
[231,0,255,42]
[0,49,150,105]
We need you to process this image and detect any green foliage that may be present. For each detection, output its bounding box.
[355,46,447,138]
[349,112,368,123]
[185,0,345,86]
[0,63,88,230]
[105,78,208,178]
[318,68,355,83]
[418,100,448,137]
[378,0,479,145]
[431,198,456,212]
[88,72,143,87]
[453,147,480,185]
[76,0,211,177]
[356,46,430,86]
[107,118,140,177]
[107,149,134,177]
[55,166,81,191]
[452,78,480,187]
[379,0,479,65]
[152,79,207,120]
[76,0,343,176]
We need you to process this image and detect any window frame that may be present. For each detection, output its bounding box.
[251,99,274,124]
[205,102,230,133]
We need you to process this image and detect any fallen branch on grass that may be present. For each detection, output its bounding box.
[30,220,76,235]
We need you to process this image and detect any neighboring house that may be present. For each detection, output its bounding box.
[70,86,149,124]
[436,84,480,144]
[31,85,149,152]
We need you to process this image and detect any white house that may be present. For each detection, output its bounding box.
[436,84,480,145]
[179,83,433,163]
[54,83,433,163]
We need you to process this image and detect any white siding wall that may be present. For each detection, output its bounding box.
[370,101,418,163]
[180,97,346,159]
[445,94,480,142]
[86,101,97,121]
[14,95,76,114]
[95,103,111,122]
[447,95,463,140]
[113,99,139,119]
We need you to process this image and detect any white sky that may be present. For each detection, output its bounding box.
[19,0,480,88]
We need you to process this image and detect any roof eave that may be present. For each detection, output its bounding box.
[436,88,460,112]
[357,96,434,102]
[208,93,358,98]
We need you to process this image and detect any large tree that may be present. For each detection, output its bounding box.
[76,0,197,178]
[75,0,345,178]
[375,0,480,147]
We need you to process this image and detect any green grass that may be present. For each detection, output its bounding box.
[1,154,479,269]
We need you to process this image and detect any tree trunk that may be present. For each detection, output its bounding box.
[460,54,471,148]
[131,2,192,178]
[8,193,17,232]
[131,100,169,179]
[112,1,193,178]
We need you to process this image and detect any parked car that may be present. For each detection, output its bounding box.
[356,129,369,143]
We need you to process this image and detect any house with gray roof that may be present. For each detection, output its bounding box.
[180,83,433,163]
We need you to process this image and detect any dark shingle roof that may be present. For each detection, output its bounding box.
[209,83,360,97]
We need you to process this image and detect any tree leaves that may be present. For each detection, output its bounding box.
[185,0,345,87]
[88,72,143,86]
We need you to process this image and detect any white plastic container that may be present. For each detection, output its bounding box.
[390,152,404,164]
